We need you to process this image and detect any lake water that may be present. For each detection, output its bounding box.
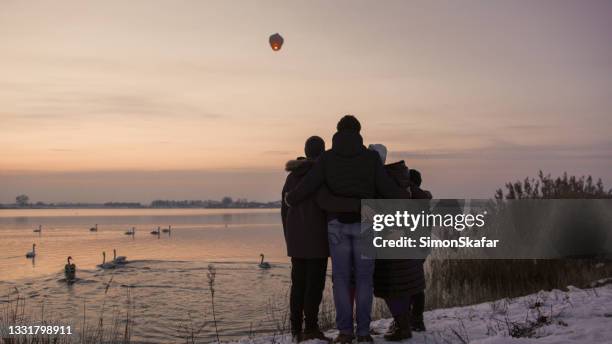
[0,209,326,343]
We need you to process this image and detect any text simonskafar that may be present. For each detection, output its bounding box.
[373,236,499,248]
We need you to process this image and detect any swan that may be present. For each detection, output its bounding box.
[162,225,171,233]
[113,249,127,264]
[150,226,160,235]
[33,225,42,233]
[97,251,115,269]
[25,244,36,258]
[125,227,135,235]
[258,253,271,269]
[64,256,76,282]
[90,224,98,232]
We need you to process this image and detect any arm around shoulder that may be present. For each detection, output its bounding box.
[316,185,361,213]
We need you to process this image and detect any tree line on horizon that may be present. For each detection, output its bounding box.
[3,171,611,209]
[2,195,281,209]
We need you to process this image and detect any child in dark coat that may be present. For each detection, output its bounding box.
[407,168,432,332]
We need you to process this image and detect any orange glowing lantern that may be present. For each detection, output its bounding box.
[269,33,284,51]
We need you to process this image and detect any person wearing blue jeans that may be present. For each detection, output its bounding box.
[285,115,410,343]
[327,219,375,339]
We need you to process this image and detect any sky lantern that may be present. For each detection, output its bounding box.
[269,33,284,51]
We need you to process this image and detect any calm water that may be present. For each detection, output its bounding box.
[0,209,326,343]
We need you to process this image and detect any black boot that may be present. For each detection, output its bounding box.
[292,332,305,343]
[303,328,331,343]
[384,314,412,341]
[411,292,426,332]
[333,333,354,344]
[411,315,426,332]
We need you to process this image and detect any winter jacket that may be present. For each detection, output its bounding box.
[281,158,329,258]
[374,160,429,299]
[285,131,409,223]
[386,161,433,200]
[373,258,426,299]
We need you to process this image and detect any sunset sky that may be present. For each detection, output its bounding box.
[1,0,611,203]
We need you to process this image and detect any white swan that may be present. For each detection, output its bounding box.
[113,249,127,264]
[25,244,36,258]
[162,225,171,233]
[90,224,98,232]
[125,227,135,235]
[33,225,42,233]
[150,226,160,235]
[97,251,115,269]
[258,253,271,269]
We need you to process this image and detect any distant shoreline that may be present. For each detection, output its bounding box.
[0,203,281,210]
[0,206,281,209]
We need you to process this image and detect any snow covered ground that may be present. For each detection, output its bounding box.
[230,279,612,344]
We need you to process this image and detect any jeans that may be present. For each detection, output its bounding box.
[290,257,328,334]
[328,219,375,336]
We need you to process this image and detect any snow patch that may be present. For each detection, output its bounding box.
[227,283,612,344]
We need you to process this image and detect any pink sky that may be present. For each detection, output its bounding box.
[1,0,611,202]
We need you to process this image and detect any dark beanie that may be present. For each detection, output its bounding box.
[409,169,422,187]
[337,115,361,132]
[305,136,325,159]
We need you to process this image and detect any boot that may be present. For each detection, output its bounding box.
[384,313,412,341]
[303,328,331,343]
[411,315,426,332]
[292,332,305,343]
[411,310,426,332]
[356,334,374,343]
[333,333,354,344]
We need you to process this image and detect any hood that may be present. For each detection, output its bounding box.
[368,144,388,164]
[331,131,365,157]
[285,157,316,176]
[385,160,411,188]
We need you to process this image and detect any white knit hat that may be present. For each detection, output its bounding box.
[368,144,387,164]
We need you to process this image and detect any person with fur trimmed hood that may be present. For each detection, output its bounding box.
[281,136,330,343]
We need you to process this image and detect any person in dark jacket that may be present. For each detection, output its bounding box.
[316,146,432,341]
[374,164,432,339]
[285,116,409,344]
[281,136,330,342]
[405,168,432,332]
[362,148,427,341]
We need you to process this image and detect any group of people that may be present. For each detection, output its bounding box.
[281,115,432,343]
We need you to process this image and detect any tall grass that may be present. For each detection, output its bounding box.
[1,278,134,344]
[425,258,612,309]
[207,264,220,344]
[423,171,612,309]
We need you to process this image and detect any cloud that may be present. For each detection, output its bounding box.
[49,148,75,152]
[1,84,224,124]
[502,124,555,131]
[261,150,292,156]
[389,140,612,161]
